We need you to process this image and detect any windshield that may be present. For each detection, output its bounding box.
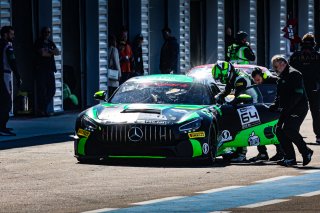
[110,80,214,105]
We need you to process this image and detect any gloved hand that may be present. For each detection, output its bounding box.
[214,94,224,104]
[268,104,278,112]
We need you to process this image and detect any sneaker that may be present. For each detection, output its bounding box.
[230,154,246,162]
[302,150,313,166]
[0,128,16,136]
[269,153,284,161]
[249,153,269,161]
[277,159,297,167]
[316,137,320,144]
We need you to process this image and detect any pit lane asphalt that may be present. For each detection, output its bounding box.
[0,113,319,213]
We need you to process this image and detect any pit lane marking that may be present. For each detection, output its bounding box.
[300,169,320,174]
[296,190,320,197]
[132,196,186,205]
[89,172,320,212]
[82,208,119,213]
[254,175,293,183]
[238,199,290,208]
[196,185,244,194]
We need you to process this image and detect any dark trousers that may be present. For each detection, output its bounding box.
[307,90,320,138]
[36,71,56,113]
[257,144,283,155]
[276,111,310,160]
[0,81,11,129]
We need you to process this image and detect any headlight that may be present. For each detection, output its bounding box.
[81,115,97,130]
[179,119,202,132]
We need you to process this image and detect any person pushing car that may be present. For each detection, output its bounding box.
[250,67,284,162]
[212,61,254,162]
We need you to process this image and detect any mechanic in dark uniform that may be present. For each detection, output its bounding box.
[270,55,313,166]
[250,67,284,162]
[0,26,21,136]
[289,33,320,144]
[212,60,254,162]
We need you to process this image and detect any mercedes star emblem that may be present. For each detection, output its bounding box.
[128,126,143,142]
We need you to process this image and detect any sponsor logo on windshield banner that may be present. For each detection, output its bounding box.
[237,106,261,129]
[188,131,206,138]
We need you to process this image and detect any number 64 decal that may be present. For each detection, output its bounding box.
[237,106,261,129]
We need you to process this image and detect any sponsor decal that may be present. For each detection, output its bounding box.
[202,143,209,154]
[264,126,275,139]
[237,106,261,129]
[77,128,91,138]
[220,130,233,142]
[188,131,206,138]
[128,127,143,142]
[248,131,260,146]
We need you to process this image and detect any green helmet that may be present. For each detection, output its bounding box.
[212,61,233,84]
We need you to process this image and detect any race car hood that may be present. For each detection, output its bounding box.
[85,103,208,125]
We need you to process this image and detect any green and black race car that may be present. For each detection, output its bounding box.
[74,74,279,163]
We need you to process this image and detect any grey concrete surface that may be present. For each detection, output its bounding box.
[0,113,78,142]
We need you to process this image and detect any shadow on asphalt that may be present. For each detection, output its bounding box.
[77,158,232,168]
[0,133,72,150]
[78,158,320,170]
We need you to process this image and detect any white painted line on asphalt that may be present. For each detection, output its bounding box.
[82,208,119,213]
[296,190,320,197]
[209,211,231,213]
[132,196,186,205]
[254,176,293,183]
[196,185,244,194]
[238,199,290,208]
[300,170,320,174]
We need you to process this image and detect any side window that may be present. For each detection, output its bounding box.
[239,86,262,104]
[239,84,277,104]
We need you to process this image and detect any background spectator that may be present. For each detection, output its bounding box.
[108,34,121,97]
[159,27,179,74]
[0,26,21,136]
[34,27,59,117]
[118,27,133,84]
[132,34,144,76]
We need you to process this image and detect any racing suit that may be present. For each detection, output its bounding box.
[289,47,320,141]
[270,65,312,161]
[217,69,254,160]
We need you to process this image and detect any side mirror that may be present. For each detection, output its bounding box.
[94,91,106,101]
[235,94,253,104]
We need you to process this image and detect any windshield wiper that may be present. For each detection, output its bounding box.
[121,108,162,114]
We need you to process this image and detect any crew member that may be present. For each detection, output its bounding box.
[250,67,284,162]
[270,55,313,167]
[212,60,254,162]
[289,33,320,144]
[226,31,255,64]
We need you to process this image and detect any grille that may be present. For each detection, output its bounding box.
[101,124,175,144]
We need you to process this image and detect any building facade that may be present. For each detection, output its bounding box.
[0,0,317,113]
